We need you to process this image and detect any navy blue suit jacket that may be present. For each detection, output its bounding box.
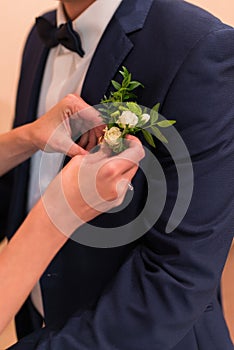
[2,0,234,349]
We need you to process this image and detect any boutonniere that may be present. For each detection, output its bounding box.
[98,66,176,153]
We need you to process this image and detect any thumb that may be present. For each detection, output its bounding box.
[50,133,88,157]
[67,142,88,157]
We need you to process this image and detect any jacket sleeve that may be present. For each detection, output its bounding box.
[8,28,234,350]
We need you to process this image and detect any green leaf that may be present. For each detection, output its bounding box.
[108,122,116,128]
[156,120,176,127]
[121,66,129,77]
[127,81,144,91]
[120,67,130,85]
[152,103,160,113]
[118,105,129,112]
[122,93,137,101]
[112,91,122,101]
[142,129,156,148]
[151,126,168,143]
[150,103,160,124]
[126,102,142,116]
[122,73,131,88]
[97,107,108,113]
[110,110,120,118]
[150,111,158,124]
[111,80,121,91]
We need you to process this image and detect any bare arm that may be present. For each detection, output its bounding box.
[0,136,144,334]
[0,124,38,176]
[0,198,67,333]
[0,94,103,176]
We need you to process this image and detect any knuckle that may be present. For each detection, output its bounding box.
[63,94,78,115]
[109,190,118,201]
[68,155,80,168]
[103,163,117,178]
[66,93,76,102]
[137,144,145,160]
[114,194,125,207]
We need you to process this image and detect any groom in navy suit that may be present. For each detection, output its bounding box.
[1,0,234,349]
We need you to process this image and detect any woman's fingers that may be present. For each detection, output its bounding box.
[69,93,104,130]
[101,136,144,175]
[78,131,89,148]
[86,135,144,177]
[122,164,139,183]
[63,94,91,116]
[38,94,103,154]
[118,135,145,163]
[86,129,98,151]
[113,165,138,200]
[67,143,88,157]
[78,124,105,151]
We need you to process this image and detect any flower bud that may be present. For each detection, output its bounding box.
[117,111,138,128]
[141,113,150,124]
[104,127,122,147]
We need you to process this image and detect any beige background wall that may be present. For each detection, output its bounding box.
[0,0,234,133]
[0,1,54,132]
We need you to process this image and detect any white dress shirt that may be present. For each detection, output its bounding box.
[29,0,122,318]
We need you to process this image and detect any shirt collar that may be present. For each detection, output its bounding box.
[57,0,122,55]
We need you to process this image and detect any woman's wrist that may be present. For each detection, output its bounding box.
[29,199,69,247]
[18,122,40,152]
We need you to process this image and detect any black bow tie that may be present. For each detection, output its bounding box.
[35,16,85,57]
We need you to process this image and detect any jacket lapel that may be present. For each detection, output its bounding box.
[14,12,55,127]
[81,0,154,105]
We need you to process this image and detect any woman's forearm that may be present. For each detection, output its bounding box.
[0,135,144,334]
[0,199,68,333]
[0,124,37,176]
[0,94,95,176]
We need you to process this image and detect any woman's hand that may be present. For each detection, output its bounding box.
[0,136,144,332]
[42,135,145,236]
[29,94,104,157]
[0,94,104,176]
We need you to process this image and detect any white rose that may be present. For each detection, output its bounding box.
[141,113,150,124]
[104,127,122,146]
[117,111,138,128]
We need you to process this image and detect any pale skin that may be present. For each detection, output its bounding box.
[0,93,103,176]
[0,93,145,334]
[58,0,96,21]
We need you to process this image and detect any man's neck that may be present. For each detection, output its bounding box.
[62,0,96,21]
